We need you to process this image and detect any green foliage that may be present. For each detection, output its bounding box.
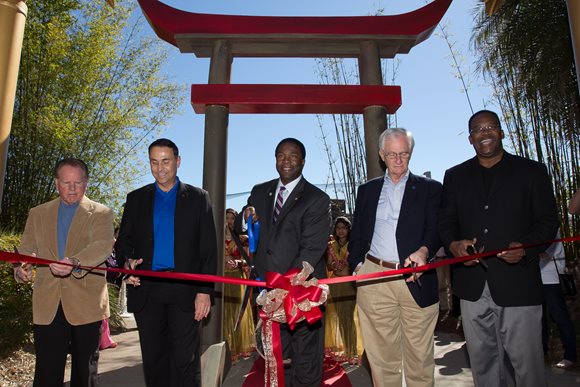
[472,0,580,259]
[1,0,185,231]
[315,53,398,214]
[0,234,33,356]
[107,283,125,332]
[315,58,367,215]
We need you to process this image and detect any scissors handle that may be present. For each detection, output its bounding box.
[247,214,260,254]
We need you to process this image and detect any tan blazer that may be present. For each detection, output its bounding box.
[19,196,113,325]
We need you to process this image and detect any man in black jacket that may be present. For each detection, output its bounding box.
[438,110,559,386]
[116,138,217,387]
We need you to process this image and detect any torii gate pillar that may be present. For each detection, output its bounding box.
[0,0,27,211]
[359,41,387,179]
[202,39,232,345]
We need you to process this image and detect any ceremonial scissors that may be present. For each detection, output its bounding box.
[467,243,488,269]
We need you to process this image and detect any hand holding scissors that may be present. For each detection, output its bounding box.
[13,247,33,282]
[404,246,429,287]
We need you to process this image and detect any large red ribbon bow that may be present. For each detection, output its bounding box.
[256,262,329,387]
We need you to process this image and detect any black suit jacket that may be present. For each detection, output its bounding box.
[237,177,331,281]
[116,182,217,313]
[348,173,442,308]
[438,152,559,306]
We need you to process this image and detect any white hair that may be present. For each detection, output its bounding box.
[378,127,415,154]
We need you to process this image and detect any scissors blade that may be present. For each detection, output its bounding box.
[477,246,488,269]
[467,244,488,269]
[12,246,23,267]
[234,265,256,333]
[411,261,422,287]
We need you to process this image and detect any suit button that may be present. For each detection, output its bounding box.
[484,205,489,210]
[267,249,272,255]
[483,228,489,234]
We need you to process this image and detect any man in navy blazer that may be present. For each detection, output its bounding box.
[438,110,559,386]
[241,138,331,387]
[116,138,217,387]
[349,128,441,387]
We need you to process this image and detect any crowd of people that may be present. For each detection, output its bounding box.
[11,109,579,387]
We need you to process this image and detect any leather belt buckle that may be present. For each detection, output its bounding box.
[366,254,399,269]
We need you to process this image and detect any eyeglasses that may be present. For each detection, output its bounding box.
[383,151,410,160]
[469,124,500,134]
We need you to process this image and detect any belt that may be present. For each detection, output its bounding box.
[154,268,174,273]
[365,254,400,269]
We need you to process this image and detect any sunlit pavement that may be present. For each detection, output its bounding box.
[63,315,580,386]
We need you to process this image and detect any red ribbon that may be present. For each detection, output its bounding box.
[259,311,284,387]
[322,235,580,285]
[1,252,268,286]
[2,235,579,288]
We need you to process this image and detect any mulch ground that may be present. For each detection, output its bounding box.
[0,346,35,387]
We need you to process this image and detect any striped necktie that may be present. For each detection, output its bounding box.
[273,186,286,224]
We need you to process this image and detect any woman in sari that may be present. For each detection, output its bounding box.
[223,208,255,360]
[324,216,362,363]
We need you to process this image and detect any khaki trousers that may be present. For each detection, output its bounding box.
[357,260,439,387]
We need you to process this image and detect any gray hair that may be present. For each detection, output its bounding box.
[54,158,89,180]
[378,128,415,154]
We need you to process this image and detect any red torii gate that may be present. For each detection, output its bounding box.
[137,0,451,360]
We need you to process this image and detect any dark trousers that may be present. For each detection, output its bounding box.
[134,280,201,387]
[280,317,325,387]
[542,284,577,361]
[33,304,101,387]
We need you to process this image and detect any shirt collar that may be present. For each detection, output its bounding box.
[59,200,80,209]
[155,176,180,195]
[277,175,302,194]
[384,169,410,185]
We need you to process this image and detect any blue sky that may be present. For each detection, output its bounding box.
[136,0,493,211]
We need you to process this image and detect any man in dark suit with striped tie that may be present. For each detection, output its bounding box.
[239,138,331,387]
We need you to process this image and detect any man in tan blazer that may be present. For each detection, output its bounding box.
[15,158,114,387]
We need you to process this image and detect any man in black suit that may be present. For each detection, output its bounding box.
[348,128,441,387]
[438,110,559,386]
[116,138,217,387]
[241,138,331,386]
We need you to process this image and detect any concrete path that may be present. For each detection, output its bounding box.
[64,315,580,386]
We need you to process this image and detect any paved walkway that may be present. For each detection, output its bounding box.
[64,315,580,386]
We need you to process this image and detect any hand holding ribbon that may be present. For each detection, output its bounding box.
[123,258,143,287]
[12,247,34,283]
